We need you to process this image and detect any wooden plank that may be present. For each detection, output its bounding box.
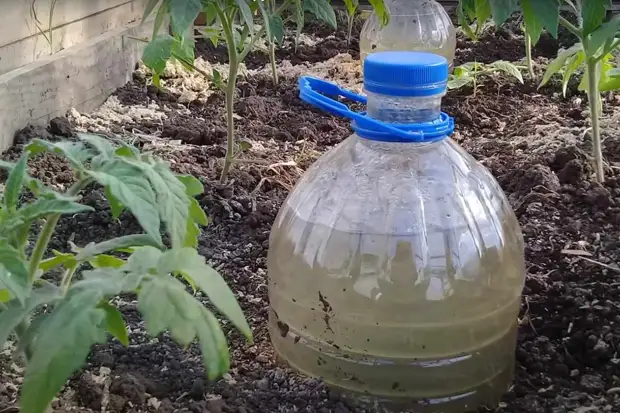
[0,0,133,48]
[0,0,149,76]
[0,19,152,152]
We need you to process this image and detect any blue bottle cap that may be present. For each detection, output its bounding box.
[363,51,449,97]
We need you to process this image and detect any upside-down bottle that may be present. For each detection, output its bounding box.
[360,0,457,71]
[267,51,525,412]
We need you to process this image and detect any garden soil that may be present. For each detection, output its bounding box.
[1,16,620,413]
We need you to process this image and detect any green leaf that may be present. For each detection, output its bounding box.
[522,0,559,44]
[582,0,611,37]
[587,16,620,57]
[539,43,582,88]
[137,275,230,379]
[457,3,478,40]
[489,0,518,25]
[189,197,208,226]
[78,133,117,169]
[152,1,170,38]
[18,198,94,222]
[474,0,492,25]
[89,255,126,269]
[101,302,129,346]
[143,35,175,75]
[562,50,586,96]
[21,289,108,413]
[448,76,474,89]
[292,0,305,50]
[0,243,28,304]
[0,283,61,349]
[490,60,524,83]
[105,186,125,219]
[39,250,77,272]
[88,162,162,246]
[3,152,29,211]
[235,0,254,32]
[143,161,190,249]
[157,248,252,340]
[304,0,337,29]
[368,0,389,26]
[170,0,202,35]
[268,14,285,44]
[177,175,204,196]
[75,235,161,261]
[26,140,93,170]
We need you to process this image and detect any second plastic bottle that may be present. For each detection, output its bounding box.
[360,0,457,70]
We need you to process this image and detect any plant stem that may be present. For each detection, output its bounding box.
[558,15,582,38]
[27,215,60,283]
[218,8,240,184]
[269,41,278,85]
[525,33,534,78]
[586,58,605,182]
[347,14,354,47]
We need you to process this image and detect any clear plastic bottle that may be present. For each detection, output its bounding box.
[360,0,457,70]
[268,52,525,412]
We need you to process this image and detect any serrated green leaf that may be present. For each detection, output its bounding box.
[522,0,559,43]
[457,3,478,40]
[101,302,129,346]
[21,288,108,413]
[474,0,492,25]
[137,275,230,378]
[3,152,29,211]
[0,289,12,303]
[490,60,524,83]
[489,0,518,25]
[26,139,93,170]
[124,246,162,274]
[88,162,162,246]
[184,220,201,248]
[304,0,337,29]
[0,266,27,306]
[539,43,582,88]
[197,307,230,379]
[157,248,251,340]
[582,0,611,37]
[105,186,125,219]
[170,0,202,35]
[143,35,175,75]
[0,283,61,349]
[144,161,190,249]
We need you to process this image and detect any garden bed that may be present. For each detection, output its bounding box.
[1,15,620,413]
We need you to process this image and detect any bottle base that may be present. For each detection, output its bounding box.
[270,311,516,413]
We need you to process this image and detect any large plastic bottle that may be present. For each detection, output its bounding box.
[268,52,525,412]
[360,0,457,70]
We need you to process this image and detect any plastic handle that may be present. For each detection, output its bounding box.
[298,76,454,142]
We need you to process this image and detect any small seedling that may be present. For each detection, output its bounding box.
[0,133,252,413]
[449,60,525,95]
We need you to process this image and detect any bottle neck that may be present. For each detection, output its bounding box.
[365,91,443,124]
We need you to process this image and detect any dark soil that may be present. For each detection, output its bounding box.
[2,13,620,413]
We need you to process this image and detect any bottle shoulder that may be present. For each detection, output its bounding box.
[278,135,517,236]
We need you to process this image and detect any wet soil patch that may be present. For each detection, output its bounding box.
[1,19,620,413]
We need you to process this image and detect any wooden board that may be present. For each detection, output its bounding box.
[0,0,149,75]
[0,19,152,152]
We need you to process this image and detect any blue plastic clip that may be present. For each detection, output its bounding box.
[298,76,454,143]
